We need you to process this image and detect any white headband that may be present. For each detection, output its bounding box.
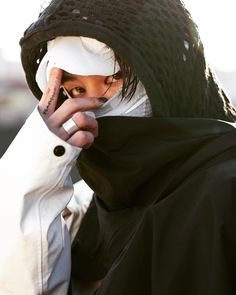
[36,36,120,92]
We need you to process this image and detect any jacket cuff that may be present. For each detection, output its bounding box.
[1,107,81,189]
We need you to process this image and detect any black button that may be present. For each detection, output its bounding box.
[54,145,65,157]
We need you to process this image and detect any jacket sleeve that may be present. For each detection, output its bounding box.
[0,108,82,295]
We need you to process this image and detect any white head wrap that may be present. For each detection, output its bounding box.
[35,36,152,117]
[36,36,120,92]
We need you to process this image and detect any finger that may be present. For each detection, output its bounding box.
[49,97,104,125]
[67,130,95,148]
[72,112,98,137]
[38,68,63,118]
[50,112,98,142]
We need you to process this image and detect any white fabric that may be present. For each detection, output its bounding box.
[92,82,152,118]
[0,108,93,295]
[0,37,152,294]
[36,36,152,118]
[36,36,120,92]
[0,94,151,294]
[0,102,151,295]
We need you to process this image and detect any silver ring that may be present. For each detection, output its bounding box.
[62,118,79,136]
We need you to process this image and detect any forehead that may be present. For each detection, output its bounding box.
[61,71,108,83]
[62,71,78,82]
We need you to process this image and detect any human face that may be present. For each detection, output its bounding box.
[61,71,123,100]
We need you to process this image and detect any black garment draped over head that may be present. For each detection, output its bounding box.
[20,0,236,120]
[73,117,236,294]
[78,116,235,210]
[19,0,236,294]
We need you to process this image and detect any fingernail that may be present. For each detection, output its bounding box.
[98,97,108,103]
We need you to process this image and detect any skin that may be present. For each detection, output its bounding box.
[38,68,123,148]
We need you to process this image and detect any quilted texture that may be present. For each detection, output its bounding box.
[20,0,236,120]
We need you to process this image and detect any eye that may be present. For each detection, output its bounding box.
[70,86,86,98]
[105,71,123,84]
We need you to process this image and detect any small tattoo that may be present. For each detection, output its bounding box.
[42,89,56,115]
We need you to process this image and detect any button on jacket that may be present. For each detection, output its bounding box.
[0,108,93,295]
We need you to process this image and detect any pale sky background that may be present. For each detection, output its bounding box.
[0,0,236,72]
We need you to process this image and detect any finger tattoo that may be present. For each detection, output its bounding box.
[42,88,57,115]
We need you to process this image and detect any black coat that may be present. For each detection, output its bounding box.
[71,116,236,294]
[19,0,236,293]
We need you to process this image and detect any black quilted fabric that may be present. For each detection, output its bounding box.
[20,0,236,120]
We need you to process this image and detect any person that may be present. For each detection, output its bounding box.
[0,0,236,294]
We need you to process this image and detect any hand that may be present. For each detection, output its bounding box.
[38,68,104,148]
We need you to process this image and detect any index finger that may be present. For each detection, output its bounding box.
[50,97,105,124]
[38,67,63,118]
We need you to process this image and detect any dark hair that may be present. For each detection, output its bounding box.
[114,52,139,101]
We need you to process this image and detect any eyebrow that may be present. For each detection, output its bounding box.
[61,72,78,83]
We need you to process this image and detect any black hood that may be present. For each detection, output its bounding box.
[72,115,236,285]
[77,116,236,210]
[20,0,236,121]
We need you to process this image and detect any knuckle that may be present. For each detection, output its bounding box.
[64,98,100,112]
[63,98,76,109]
[91,98,102,107]
[84,98,101,109]
[46,117,56,128]
[73,112,87,126]
[78,131,93,147]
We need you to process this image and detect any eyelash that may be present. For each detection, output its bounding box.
[105,71,123,84]
[68,71,123,97]
[70,87,85,97]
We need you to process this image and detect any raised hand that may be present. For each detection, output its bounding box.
[38,68,104,148]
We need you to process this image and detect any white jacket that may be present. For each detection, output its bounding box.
[0,108,93,295]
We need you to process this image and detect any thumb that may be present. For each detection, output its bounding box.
[38,67,63,118]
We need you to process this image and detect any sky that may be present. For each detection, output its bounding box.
[0,0,236,72]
